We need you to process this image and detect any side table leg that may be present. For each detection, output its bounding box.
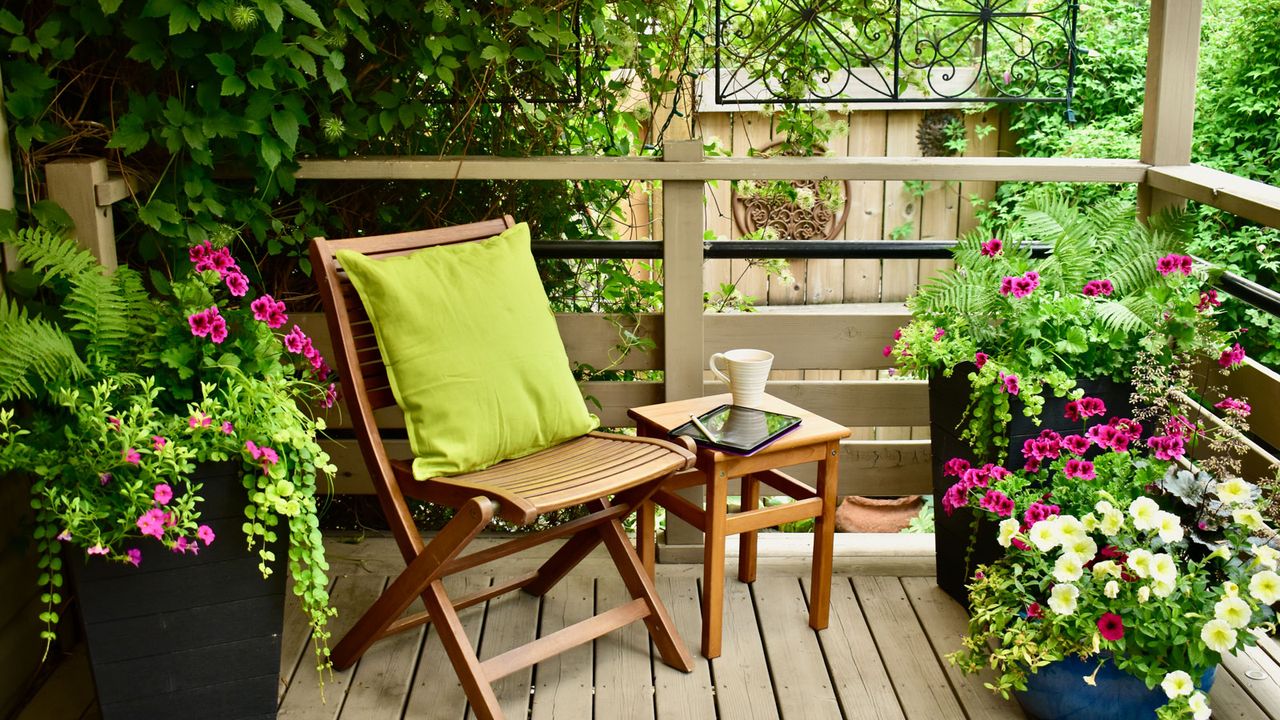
[737,473,759,583]
[809,442,838,630]
[637,499,656,579]
[702,466,728,659]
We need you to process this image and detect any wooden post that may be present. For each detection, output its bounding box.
[1138,0,1204,221]
[661,139,705,547]
[0,65,15,292]
[45,158,117,270]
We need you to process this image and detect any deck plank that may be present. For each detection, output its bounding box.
[594,576,656,720]
[529,576,595,720]
[468,580,540,720]
[753,578,842,719]
[278,574,388,720]
[852,576,966,719]
[900,577,1025,719]
[1210,668,1273,719]
[278,576,316,703]
[402,575,491,720]
[338,597,427,719]
[804,578,904,720]
[1221,643,1280,720]
[15,645,94,720]
[710,580,781,720]
[653,576,717,720]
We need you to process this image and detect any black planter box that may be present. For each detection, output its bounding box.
[929,364,1135,607]
[70,462,286,720]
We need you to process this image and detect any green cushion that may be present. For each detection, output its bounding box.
[337,222,597,479]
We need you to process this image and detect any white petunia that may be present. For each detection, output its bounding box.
[1209,545,1232,561]
[1224,581,1240,597]
[1200,618,1238,653]
[1151,553,1178,585]
[1156,512,1185,544]
[1188,691,1211,720]
[1053,554,1085,583]
[997,518,1020,548]
[1057,516,1088,542]
[1215,477,1254,506]
[1094,499,1115,515]
[1254,544,1279,570]
[1138,586,1151,604]
[1130,497,1160,531]
[1048,583,1079,616]
[1028,519,1062,552]
[1161,670,1194,699]
[1249,570,1280,604]
[1082,513,1099,532]
[1092,560,1122,580]
[1104,580,1120,599]
[1234,507,1267,532]
[1215,595,1253,629]
[1063,535,1098,561]
[1128,549,1154,579]
[1152,578,1177,598]
[1100,510,1125,537]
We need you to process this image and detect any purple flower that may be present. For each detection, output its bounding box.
[1157,253,1193,276]
[1214,397,1252,416]
[125,548,141,567]
[1064,396,1107,422]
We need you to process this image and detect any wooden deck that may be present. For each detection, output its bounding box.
[19,533,1280,719]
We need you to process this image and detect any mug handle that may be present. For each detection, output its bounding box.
[709,352,731,385]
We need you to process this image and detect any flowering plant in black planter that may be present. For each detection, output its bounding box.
[0,221,337,677]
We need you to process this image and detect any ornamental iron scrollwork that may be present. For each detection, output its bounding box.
[731,140,854,241]
[714,0,1079,109]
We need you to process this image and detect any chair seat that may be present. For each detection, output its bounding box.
[393,432,694,525]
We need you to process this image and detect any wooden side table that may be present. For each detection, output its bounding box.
[628,393,851,658]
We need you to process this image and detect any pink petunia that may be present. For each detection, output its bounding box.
[153,483,173,506]
[221,421,235,434]
[1063,458,1096,480]
[189,242,210,268]
[892,327,903,341]
[1000,372,1020,395]
[224,271,249,297]
[108,416,121,431]
[882,345,893,358]
[87,544,109,556]
[1022,429,1063,462]
[125,548,141,567]
[942,458,971,478]
[189,413,211,429]
[1012,276,1036,298]
[941,483,968,515]
[933,328,946,341]
[1097,612,1124,642]
[245,440,262,459]
[123,448,141,465]
[56,530,71,541]
[1214,397,1252,416]
[173,537,190,554]
[209,247,237,274]
[1218,343,1246,368]
[1062,435,1091,455]
[981,238,1003,257]
[251,296,275,322]
[197,524,215,546]
[974,351,988,369]
[153,435,167,450]
[1027,602,1043,619]
[266,308,288,329]
[136,508,167,539]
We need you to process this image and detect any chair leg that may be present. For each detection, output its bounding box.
[331,497,494,670]
[637,499,657,579]
[595,507,695,673]
[522,530,603,597]
[421,579,505,720]
[701,469,728,659]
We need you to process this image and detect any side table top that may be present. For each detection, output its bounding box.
[628,393,851,460]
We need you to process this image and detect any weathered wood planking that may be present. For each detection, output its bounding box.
[530,576,595,720]
[805,577,905,720]
[843,111,888,304]
[880,112,924,303]
[753,578,843,719]
[652,577,716,720]
[700,112,735,297]
[401,575,490,720]
[339,596,427,719]
[804,112,850,306]
[1198,358,1280,450]
[594,577,656,720]
[730,111,772,305]
[468,590,540,720]
[958,109,1001,238]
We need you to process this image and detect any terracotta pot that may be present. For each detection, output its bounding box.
[835,495,923,533]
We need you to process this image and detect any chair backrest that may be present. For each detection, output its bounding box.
[309,216,516,542]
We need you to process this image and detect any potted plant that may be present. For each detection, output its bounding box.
[0,220,337,719]
[943,356,1271,720]
[887,197,1241,602]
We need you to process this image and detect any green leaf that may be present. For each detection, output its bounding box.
[346,0,368,20]
[106,115,151,154]
[137,199,181,229]
[436,64,454,85]
[220,75,246,96]
[271,110,299,150]
[207,52,235,76]
[168,4,200,34]
[283,0,324,29]
[322,56,344,92]
[260,137,281,170]
[260,0,284,30]
[0,9,23,34]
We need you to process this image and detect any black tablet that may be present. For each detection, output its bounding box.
[669,404,803,455]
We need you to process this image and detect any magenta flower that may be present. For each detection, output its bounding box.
[136,508,167,539]
[173,537,190,554]
[1156,253,1193,276]
[999,276,1016,296]
[123,448,141,465]
[979,489,1015,517]
[1024,457,1042,473]
[152,435,167,451]
[1027,602,1043,619]
[209,247,237,274]
[980,238,1003,256]
[974,351,988,369]
[892,327,903,341]
[99,472,112,485]
[1024,501,1061,526]
[1022,429,1063,462]
[188,309,213,337]
[1147,434,1186,461]
[125,548,142,567]
[322,383,339,409]
[108,416,121,430]
[189,412,211,429]
[882,345,893,358]
[208,314,228,344]
[1062,435,1091,455]
[56,530,71,541]
[245,439,261,459]
[1165,414,1197,438]
[153,483,173,506]
[189,242,210,268]
[224,271,249,297]
[1063,459,1096,480]
[1000,372,1020,395]
[221,421,235,435]
[197,524,216,546]
[1097,612,1124,642]
[932,327,946,341]
[1198,289,1221,311]
[87,544,109,556]
[1082,279,1114,297]
[942,458,971,478]
[284,325,308,354]
[1064,396,1107,422]
[251,296,274,321]
[1214,397,1252,416]
[941,483,968,515]
[1218,343,1246,368]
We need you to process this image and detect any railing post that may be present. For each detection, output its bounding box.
[45,158,117,270]
[1138,0,1203,221]
[661,139,705,548]
[0,65,15,292]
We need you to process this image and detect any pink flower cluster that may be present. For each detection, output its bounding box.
[999,372,1020,395]
[189,412,211,429]
[1062,434,1091,456]
[1022,429,1064,464]
[245,440,280,475]
[940,460,1012,515]
[1086,417,1143,453]
[190,241,249,297]
[1081,279,1114,297]
[1214,397,1252,416]
[1156,253,1193,276]
[974,351,988,369]
[136,507,175,540]
[188,305,229,344]
[250,294,289,329]
[979,489,1015,516]
[322,383,339,409]
[999,271,1041,299]
[1024,500,1061,526]
[1218,343,1246,368]
[1198,289,1221,311]
[284,325,330,380]
[1147,434,1186,461]
[1064,396,1106,422]
[1063,458,1095,480]
[980,238,1003,257]
[932,327,946,341]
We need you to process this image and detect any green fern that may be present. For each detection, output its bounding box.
[1095,297,1153,335]
[909,268,997,315]
[0,296,88,403]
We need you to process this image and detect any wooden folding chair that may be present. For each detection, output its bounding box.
[309,217,695,720]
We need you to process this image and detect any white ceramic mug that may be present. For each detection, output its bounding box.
[709,348,774,408]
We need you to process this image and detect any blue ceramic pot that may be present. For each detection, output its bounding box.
[1014,656,1215,720]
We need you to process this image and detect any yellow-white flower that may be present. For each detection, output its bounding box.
[1189,691,1211,720]
[1057,516,1088,542]
[1215,595,1253,629]
[1130,497,1160,531]
[1224,581,1240,597]
[1254,544,1279,570]
[1104,580,1120,599]
[1092,560,1122,580]
[1161,670,1194,699]
[1249,570,1280,604]
[1200,618,1238,653]
[1156,511,1184,544]
[1028,519,1061,552]
[1215,477,1253,506]
[1152,578,1177,598]
[1138,586,1151,604]
[1233,507,1267,532]
[1100,510,1125,537]
[1151,553,1178,584]
[1209,545,1232,561]
[1095,499,1115,515]
[1128,549,1154,578]
[997,518,1020,548]
[1054,554,1086,583]
[1082,513,1099,532]
[1048,583,1079,615]
[1063,535,1098,561]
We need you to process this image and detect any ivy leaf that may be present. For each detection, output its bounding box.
[137,200,181,229]
[207,52,235,76]
[221,75,246,96]
[0,9,23,34]
[283,0,324,29]
[271,110,299,150]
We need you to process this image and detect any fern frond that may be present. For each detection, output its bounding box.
[9,227,98,281]
[0,296,88,403]
[64,270,131,368]
[1094,299,1152,335]
[910,268,997,316]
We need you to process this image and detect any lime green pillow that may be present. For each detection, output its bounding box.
[337,222,598,479]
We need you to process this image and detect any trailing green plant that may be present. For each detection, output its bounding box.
[889,196,1239,461]
[0,220,337,676]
